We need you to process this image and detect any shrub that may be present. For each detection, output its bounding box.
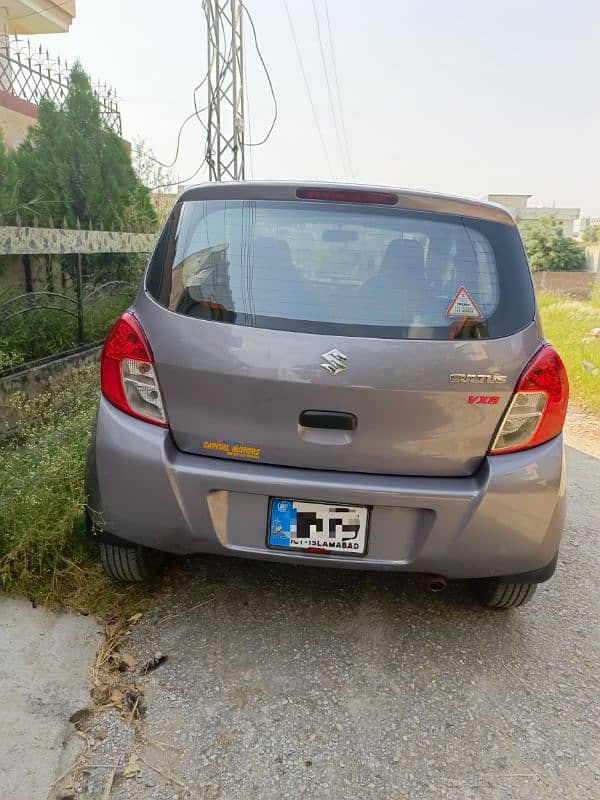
[0,364,154,615]
[520,216,586,271]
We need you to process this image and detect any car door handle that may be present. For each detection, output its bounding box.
[299,410,357,431]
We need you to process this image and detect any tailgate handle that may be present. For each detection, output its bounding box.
[299,410,357,431]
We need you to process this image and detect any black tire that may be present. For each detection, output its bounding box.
[475,579,537,609]
[99,541,164,583]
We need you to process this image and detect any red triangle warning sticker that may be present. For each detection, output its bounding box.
[447,287,483,318]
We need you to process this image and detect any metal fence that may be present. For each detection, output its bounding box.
[0,36,122,136]
[0,222,156,360]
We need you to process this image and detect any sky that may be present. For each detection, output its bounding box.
[32,0,600,215]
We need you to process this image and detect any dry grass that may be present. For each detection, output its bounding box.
[89,615,144,716]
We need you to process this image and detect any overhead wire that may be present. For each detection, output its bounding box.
[150,28,231,189]
[139,39,218,174]
[282,0,334,179]
[133,108,207,171]
[243,37,255,178]
[150,161,207,193]
[323,0,354,177]
[311,0,347,177]
[240,1,277,147]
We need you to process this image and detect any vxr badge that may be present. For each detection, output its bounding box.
[321,348,348,375]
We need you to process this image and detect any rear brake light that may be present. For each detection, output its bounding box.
[101,312,168,427]
[296,188,397,205]
[489,345,568,455]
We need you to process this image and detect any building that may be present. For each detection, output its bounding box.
[486,194,580,238]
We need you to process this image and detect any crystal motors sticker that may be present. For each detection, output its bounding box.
[450,373,507,384]
[447,287,483,318]
[269,499,368,554]
[202,440,262,460]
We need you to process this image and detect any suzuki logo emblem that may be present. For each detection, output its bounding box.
[321,348,348,375]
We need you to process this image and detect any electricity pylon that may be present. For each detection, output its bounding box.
[204,0,245,181]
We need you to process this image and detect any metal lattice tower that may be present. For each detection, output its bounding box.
[205,0,245,181]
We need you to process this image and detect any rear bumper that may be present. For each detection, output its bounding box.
[87,398,567,580]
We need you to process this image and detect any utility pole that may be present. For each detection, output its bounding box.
[205,0,245,181]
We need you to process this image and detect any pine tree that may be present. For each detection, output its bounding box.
[13,63,157,232]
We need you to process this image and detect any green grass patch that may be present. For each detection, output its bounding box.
[538,288,600,417]
[0,364,157,618]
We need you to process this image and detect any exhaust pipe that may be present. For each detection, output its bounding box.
[426,576,447,593]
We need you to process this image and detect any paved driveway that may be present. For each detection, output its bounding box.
[73,440,598,800]
[0,598,101,800]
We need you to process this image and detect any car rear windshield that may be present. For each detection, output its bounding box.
[146,198,535,340]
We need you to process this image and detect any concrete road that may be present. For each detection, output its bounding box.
[0,597,101,800]
[78,439,599,800]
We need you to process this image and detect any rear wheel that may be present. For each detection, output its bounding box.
[475,579,537,609]
[99,541,164,583]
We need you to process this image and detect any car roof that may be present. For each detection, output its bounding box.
[178,181,515,226]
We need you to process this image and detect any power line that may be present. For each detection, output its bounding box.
[150,161,207,193]
[134,108,207,171]
[283,0,334,179]
[323,0,354,177]
[243,31,255,178]
[240,1,277,148]
[311,0,347,177]
[147,40,231,182]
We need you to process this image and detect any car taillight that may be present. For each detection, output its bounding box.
[101,312,168,427]
[489,345,568,455]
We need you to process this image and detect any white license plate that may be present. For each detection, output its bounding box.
[268,498,369,556]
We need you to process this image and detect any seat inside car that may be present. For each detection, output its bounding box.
[360,237,428,321]
[250,236,316,315]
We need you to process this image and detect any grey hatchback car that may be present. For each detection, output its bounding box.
[87,182,569,608]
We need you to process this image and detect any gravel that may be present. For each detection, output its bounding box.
[80,438,599,800]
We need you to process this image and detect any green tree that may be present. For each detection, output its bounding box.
[0,133,18,218]
[13,63,156,232]
[520,216,586,271]
[582,224,600,244]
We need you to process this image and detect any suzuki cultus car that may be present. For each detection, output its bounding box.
[87,182,568,608]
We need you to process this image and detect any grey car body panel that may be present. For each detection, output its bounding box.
[87,181,566,580]
[89,398,566,579]
[136,289,542,477]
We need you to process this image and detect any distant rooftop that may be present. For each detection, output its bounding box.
[486,194,580,236]
[487,194,532,210]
